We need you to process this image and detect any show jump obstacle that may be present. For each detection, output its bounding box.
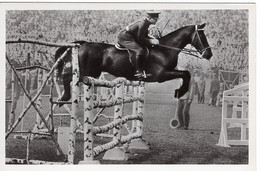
[217,83,249,147]
[6,39,80,164]
[78,76,148,164]
[5,39,149,164]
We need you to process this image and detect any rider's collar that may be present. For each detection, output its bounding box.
[143,17,152,24]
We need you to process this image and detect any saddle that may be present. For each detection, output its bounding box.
[115,43,149,65]
[115,43,151,79]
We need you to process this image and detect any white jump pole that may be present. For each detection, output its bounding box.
[78,81,100,164]
[129,82,149,149]
[21,67,29,134]
[34,67,43,133]
[113,83,124,142]
[241,88,248,141]
[102,81,129,160]
[67,47,79,164]
[8,69,15,129]
[137,82,145,135]
[131,85,138,133]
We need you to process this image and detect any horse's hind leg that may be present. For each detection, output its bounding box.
[59,74,72,106]
[158,70,191,98]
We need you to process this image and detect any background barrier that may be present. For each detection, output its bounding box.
[217,83,249,147]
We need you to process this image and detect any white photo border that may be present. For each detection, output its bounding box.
[0,2,257,171]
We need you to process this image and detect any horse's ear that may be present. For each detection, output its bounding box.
[198,23,206,29]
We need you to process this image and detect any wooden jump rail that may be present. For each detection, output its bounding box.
[6,39,79,47]
[6,158,70,165]
[16,65,50,71]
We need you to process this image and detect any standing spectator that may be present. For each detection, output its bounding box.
[194,72,199,102]
[175,68,196,130]
[216,83,224,107]
[197,73,206,103]
[209,73,220,107]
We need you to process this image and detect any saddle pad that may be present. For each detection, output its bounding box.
[115,43,128,50]
[114,43,150,67]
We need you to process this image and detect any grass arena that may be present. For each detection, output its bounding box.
[5,78,248,164]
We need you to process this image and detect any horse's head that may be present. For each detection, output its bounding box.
[191,23,212,60]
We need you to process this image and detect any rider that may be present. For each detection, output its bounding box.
[117,11,160,79]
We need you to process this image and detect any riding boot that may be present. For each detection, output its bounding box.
[134,55,144,78]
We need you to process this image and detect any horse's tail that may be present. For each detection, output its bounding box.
[54,41,88,79]
[54,46,72,79]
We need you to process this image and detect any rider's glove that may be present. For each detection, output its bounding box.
[150,39,159,45]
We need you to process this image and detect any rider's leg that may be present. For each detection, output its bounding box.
[134,55,143,77]
[134,48,145,77]
[117,38,145,78]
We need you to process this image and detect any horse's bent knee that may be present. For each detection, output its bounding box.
[184,71,191,80]
[136,49,145,56]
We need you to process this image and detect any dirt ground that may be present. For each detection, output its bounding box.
[5,92,248,164]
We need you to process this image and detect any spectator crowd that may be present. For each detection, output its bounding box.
[6,10,249,73]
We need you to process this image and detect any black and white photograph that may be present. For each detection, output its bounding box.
[1,1,257,170]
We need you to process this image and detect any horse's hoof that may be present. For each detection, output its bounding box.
[177,89,187,98]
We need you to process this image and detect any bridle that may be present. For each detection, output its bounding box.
[156,25,211,59]
[190,25,211,55]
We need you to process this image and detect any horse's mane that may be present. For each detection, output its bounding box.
[159,25,194,40]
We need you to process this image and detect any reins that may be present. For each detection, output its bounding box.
[154,24,211,59]
[155,44,204,59]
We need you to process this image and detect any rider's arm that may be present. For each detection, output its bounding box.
[136,25,152,45]
[148,25,161,39]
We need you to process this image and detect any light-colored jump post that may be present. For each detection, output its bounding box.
[8,69,16,130]
[34,55,44,133]
[67,47,80,163]
[131,85,138,133]
[80,77,95,163]
[128,81,148,149]
[102,81,127,160]
[78,77,148,164]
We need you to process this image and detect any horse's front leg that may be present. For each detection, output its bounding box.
[58,74,72,107]
[157,70,191,98]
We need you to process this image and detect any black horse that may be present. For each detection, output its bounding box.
[55,23,212,104]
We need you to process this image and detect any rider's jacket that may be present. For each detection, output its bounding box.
[118,18,152,45]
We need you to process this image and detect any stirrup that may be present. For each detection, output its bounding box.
[134,73,143,77]
[134,71,149,79]
[142,71,147,78]
[134,71,145,79]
